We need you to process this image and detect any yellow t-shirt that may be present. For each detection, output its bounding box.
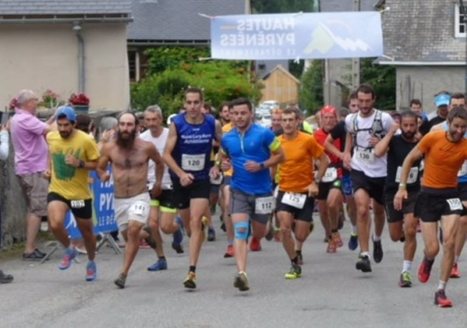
[278,132,324,192]
[221,122,234,177]
[47,130,100,200]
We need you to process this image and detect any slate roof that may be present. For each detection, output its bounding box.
[380,0,466,63]
[127,0,244,42]
[320,0,376,12]
[0,0,131,15]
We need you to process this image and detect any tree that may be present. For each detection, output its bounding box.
[360,58,396,110]
[299,60,324,114]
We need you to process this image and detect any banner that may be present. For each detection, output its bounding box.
[210,12,383,60]
[65,168,117,239]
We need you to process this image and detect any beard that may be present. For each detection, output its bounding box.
[401,130,415,140]
[116,129,137,149]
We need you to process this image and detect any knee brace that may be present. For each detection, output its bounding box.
[234,221,249,240]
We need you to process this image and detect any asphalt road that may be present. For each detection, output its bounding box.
[1,214,467,328]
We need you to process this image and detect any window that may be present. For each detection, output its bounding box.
[455,3,467,38]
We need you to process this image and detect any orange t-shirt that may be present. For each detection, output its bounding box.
[278,132,324,192]
[418,131,467,189]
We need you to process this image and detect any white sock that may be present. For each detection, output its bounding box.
[351,225,357,235]
[373,235,381,242]
[437,280,446,291]
[402,260,412,273]
[361,251,370,257]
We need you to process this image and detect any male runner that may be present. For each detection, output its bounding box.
[46,106,99,281]
[221,97,284,291]
[98,112,164,288]
[394,107,467,307]
[163,87,221,289]
[374,111,422,287]
[276,108,329,279]
[343,84,394,272]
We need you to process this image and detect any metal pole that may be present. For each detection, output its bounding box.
[351,0,361,90]
[461,0,467,95]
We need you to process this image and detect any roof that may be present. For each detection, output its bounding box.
[379,0,466,63]
[320,0,376,12]
[0,0,131,15]
[262,65,300,84]
[127,0,244,43]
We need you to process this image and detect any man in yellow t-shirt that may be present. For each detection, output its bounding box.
[276,108,329,280]
[46,106,100,281]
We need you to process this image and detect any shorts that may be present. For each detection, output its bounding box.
[230,189,272,224]
[342,174,353,197]
[384,190,418,223]
[276,191,314,222]
[18,173,49,217]
[173,179,211,209]
[459,182,467,201]
[222,175,232,187]
[47,192,93,219]
[350,170,385,205]
[415,188,464,223]
[149,189,176,214]
[210,183,220,195]
[316,179,343,200]
[114,192,151,231]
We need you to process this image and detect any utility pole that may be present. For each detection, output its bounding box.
[351,0,361,90]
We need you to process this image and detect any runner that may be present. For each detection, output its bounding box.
[140,105,184,272]
[221,97,284,291]
[97,112,164,288]
[46,106,99,281]
[276,107,329,279]
[394,107,467,307]
[374,111,422,287]
[343,84,394,272]
[314,106,344,253]
[163,87,221,289]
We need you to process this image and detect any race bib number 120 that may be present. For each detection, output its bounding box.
[255,196,275,214]
[181,154,205,171]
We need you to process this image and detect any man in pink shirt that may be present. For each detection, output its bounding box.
[10,89,56,260]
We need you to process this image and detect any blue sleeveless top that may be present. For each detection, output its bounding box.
[443,121,467,183]
[171,113,216,181]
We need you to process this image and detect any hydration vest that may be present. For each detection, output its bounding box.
[351,110,385,150]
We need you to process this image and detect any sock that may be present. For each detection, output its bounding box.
[454,256,459,264]
[361,251,370,258]
[189,265,196,273]
[437,280,446,291]
[159,256,166,261]
[373,235,381,242]
[351,225,357,235]
[291,256,298,265]
[402,260,412,273]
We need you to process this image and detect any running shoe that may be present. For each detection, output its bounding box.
[356,254,372,273]
[285,263,302,280]
[333,232,343,248]
[147,258,168,271]
[296,251,303,265]
[418,257,434,283]
[249,237,262,252]
[348,233,358,251]
[114,273,127,289]
[183,271,197,289]
[224,245,234,258]
[85,261,97,282]
[207,227,216,241]
[450,262,461,278]
[326,238,337,253]
[58,247,78,270]
[22,249,46,261]
[373,239,383,263]
[434,289,453,308]
[0,270,13,284]
[234,271,249,291]
[399,271,412,288]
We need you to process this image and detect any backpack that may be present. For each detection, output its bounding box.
[351,110,385,150]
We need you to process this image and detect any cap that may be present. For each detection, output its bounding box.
[435,94,451,107]
[56,106,77,123]
[320,105,337,117]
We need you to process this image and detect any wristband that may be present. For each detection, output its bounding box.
[78,160,85,168]
[398,183,406,189]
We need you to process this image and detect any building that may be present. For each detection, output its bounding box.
[377,0,466,112]
[0,0,132,111]
[261,65,300,105]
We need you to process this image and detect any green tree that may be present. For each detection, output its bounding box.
[299,60,324,114]
[360,58,396,110]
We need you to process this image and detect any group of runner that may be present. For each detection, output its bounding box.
[3,85,466,309]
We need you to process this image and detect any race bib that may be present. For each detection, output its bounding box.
[458,161,467,177]
[210,173,223,185]
[129,201,149,216]
[181,154,205,171]
[355,149,374,163]
[395,166,419,184]
[255,196,275,214]
[281,192,306,209]
[70,200,85,209]
[447,198,463,211]
[322,167,338,183]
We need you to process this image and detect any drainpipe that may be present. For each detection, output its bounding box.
[73,22,85,93]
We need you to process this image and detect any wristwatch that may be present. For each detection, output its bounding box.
[260,162,265,169]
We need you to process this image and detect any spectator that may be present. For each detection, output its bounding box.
[410,99,430,135]
[10,89,56,260]
[0,123,14,283]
